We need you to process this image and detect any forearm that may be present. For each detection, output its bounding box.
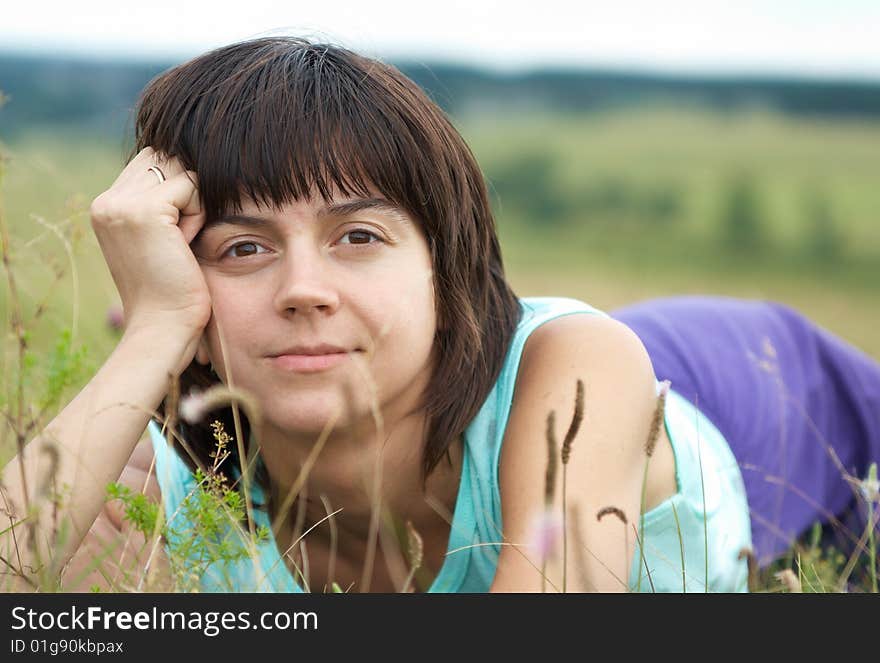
[0,325,188,584]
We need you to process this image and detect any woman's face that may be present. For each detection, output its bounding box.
[190,190,438,437]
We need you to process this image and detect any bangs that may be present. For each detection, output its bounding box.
[134,38,434,222]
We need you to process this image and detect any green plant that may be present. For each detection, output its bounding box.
[105,419,271,593]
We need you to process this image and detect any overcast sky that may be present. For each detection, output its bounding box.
[2,0,879,79]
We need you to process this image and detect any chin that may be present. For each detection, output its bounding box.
[261,390,368,436]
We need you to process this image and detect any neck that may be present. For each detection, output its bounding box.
[257,404,463,591]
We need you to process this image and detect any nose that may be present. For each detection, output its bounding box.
[272,246,341,316]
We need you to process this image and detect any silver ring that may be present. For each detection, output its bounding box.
[147,165,166,184]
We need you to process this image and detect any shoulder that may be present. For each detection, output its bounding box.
[514,312,657,414]
[524,309,648,359]
[491,312,659,591]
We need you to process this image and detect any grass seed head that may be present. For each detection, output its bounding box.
[561,378,584,465]
[645,380,670,458]
[405,520,424,572]
[545,410,558,508]
[596,506,628,525]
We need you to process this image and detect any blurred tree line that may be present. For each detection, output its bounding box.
[485,151,847,266]
[2,53,880,139]
[402,63,880,119]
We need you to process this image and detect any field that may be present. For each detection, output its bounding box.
[463,109,880,359]
[0,107,878,592]
[3,109,880,365]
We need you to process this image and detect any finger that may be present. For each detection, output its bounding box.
[178,211,207,245]
[112,146,156,188]
[157,170,202,217]
[138,155,186,190]
[122,149,189,192]
[152,153,189,181]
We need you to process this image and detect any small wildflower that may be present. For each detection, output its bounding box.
[844,462,879,504]
[179,390,208,424]
[529,509,563,563]
[860,463,879,503]
[209,420,233,471]
[106,305,124,332]
[774,568,802,593]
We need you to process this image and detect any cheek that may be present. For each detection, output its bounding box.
[202,280,264,367]
[377,268,437,351]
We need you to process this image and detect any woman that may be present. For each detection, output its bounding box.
[2,37,877,593]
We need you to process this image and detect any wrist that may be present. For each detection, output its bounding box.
[117,319,201,377]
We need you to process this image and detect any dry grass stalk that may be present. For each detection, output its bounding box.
[542,410,558,592]
[212,323,258,546]
[630,522,655,592]
[165,373,180,442]
[345,351,387,594]
[0,196,34,531]
[737,547,760,592]
[270,410,336,536]
[376,508,410,591]
[567,503,595,591]
[319,494,338,592]
[291,479,309,590]
[560,378,585,593]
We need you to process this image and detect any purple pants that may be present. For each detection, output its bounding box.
[610,296,880,567]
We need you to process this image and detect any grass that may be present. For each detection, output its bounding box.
[463,107,880,256]
[1,108,879,592]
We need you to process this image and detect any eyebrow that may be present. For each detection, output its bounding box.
[198,197,412,235]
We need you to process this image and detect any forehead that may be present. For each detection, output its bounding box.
[205,195,415,233]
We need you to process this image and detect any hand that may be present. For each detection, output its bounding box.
[90,147,212,372]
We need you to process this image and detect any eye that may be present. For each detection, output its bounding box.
[338,229,383,246]
[222,241,269,258]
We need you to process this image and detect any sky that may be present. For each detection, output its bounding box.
[2,0,879,80]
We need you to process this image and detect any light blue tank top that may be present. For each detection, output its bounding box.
[149,296,752,592]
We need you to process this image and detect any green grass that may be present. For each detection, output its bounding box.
[3,110,879,361]
[457,108,880,360]
[462,107,880,256]
[1,107,878,592]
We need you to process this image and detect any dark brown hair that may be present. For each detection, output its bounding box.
[136,36,521,501]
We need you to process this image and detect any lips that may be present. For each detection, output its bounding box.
[269,343,350,357]
[267,345,359,373]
